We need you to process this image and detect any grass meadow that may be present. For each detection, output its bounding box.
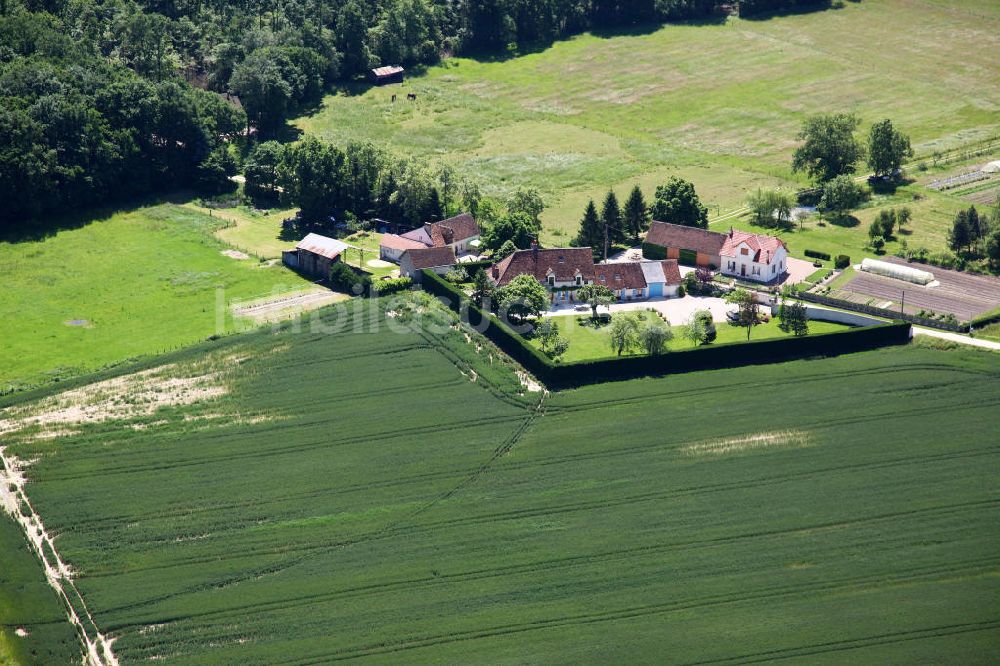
[1,297,998,663]
[0,203,314,392]
[293,0,1000,256]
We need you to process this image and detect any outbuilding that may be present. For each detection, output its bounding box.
[283,233,353,278]
[399,246,458,281]
[370,66,404,85]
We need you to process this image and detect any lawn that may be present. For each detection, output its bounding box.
[183,202,300,260]
[0,203,314,392]
[534,310,852,362]
[1,297,998,663]
[293,0,1000,256]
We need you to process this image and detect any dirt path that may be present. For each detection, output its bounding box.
[913,327,1000,351]
[0,448,119,666]
[232,289,348,323]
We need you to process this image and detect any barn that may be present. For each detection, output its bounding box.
[370,65,404,85]
[283,233,352,279]
[644,221,725,269]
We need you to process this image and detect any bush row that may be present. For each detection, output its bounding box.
[422,270,913,390]
[804,249,832,261]
[372,277,413,295]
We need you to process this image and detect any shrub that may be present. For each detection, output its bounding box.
[834,255,851,269]
[371,277,413,295]
[329,262,372,295]
[804,249,832,261]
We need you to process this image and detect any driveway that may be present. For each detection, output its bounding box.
[545,295,736,324]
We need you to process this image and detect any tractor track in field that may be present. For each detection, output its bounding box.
[684,619,1000,664]
[276,558,1000,664]
[80,444,1000,581]
[100,499,999,629]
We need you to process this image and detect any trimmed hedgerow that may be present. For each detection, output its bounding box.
[805,249,832,261]
[835,255,851,269]
[371,277,413,295]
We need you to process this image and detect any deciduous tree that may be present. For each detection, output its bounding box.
[649,177,709,229]
[576,284,615,319]
[867,119,912,179]
[792,113,863,182]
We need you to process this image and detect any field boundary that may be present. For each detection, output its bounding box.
[422,270,912,389]
[798,292,969,332]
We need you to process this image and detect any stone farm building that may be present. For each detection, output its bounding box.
[399,246,458,281]
[380,213,481,262]
[644,221,725,268]
[282,233,352,279]
[490,245,682,303]
[645,222,787,284]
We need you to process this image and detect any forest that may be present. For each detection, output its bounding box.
[0,0,826,228]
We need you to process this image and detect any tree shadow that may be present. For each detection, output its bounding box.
[740,0,847,22]
[827,214,860,228]
[0,190,204,244]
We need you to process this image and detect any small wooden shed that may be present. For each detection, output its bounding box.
[370,66,404,85]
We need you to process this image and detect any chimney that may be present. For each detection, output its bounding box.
[491,265,499,279]
[729,227,734,237]
[531,237,539,261]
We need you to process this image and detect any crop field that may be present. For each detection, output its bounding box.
[293,0,1000,257]
[834,258,1000,321]
[0,202,314,393]
[2,297,999,663]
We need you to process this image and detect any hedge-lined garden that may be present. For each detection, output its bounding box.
[422,270,912,389]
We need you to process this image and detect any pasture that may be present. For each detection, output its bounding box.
[293,0,1000,257]
[2,297,999,663]
[0,203,314,393]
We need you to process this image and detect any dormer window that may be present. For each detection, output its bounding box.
[558,256,565,263]
[548,275,555,286]
[575,275,582,285]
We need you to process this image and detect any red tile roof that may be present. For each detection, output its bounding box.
[645,221,725,256]
[395,213,480,249]
[595,262,647,291]
[659,259,682,285]
[402,246,457,270]
[492,247,595,287]
[720,229,787,265]
[435,213,479,243]
[380,233,427,252]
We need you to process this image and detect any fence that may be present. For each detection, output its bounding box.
[797,292,969,333]
[422,270,913,390]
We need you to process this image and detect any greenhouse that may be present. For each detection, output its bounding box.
[860,258,934,285]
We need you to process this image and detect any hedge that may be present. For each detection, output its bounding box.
[834,255,851,269]
[798,291,969,332]
[804,249,832,261]
[422,270,913,390]
[641,243,667,260]
[970,305,1000,328]
[371,277,413,295]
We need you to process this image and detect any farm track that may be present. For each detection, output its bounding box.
[102,498,998,629]
[280,558,1000,664]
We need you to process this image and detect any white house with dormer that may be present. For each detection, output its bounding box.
[719,229,788,283]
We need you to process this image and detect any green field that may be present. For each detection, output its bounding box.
[0,513,80,666]
[0,202,314,392]
[531,311,852,362]
[2,297,998,663]
[293,0,1000,259]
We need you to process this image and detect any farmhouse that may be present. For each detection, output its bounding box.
[380,213,481,262]
[283,233,352,278]
[719,229,788,283]
[370,65,404,85]
[399,246,458,281]
[644,221,725,268]
[491,246,595,303]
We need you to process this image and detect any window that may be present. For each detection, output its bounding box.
[548,276,555,286]
[741,248,749,256]
[772,265,775,274]
[558,256,565,263]
[728,261,736,270]
[753,266,760,275]
[633,289,639,296]
[576,276,582,285]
